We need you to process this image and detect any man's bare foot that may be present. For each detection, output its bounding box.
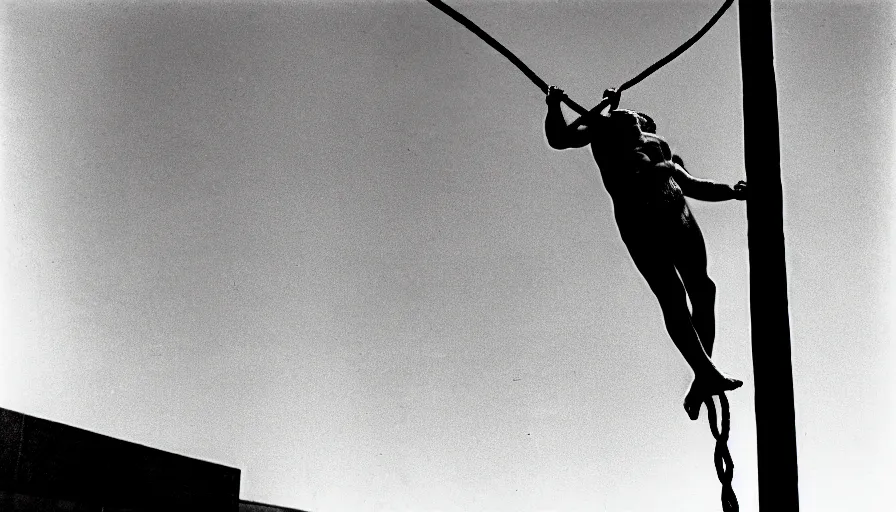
[683,383,704,421]
[709,375,743,394]
[683,376,743,421]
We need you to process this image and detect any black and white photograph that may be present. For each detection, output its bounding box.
[1,1,893,511]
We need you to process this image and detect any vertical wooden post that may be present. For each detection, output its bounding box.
[737,1,800,510]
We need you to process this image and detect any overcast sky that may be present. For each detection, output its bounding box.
[1,1,893,511]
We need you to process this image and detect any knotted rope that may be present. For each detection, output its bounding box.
[704,392,739,512]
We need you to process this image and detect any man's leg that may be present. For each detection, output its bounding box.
[674,205,717,356]
[674,204,725,420]
[620,227,734,389]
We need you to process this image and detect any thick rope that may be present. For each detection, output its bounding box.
[704,393,739,512]
[617,0,734,92]
[424,0,734,109]
[423,0,590,116]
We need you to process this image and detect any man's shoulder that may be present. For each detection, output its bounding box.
[639,131,667,143]
[608,109,641,125]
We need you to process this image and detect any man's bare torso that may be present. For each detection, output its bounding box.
[588,110,683,205]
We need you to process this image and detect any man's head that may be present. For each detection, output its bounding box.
[609,109,656,135]
[636,112,656,134]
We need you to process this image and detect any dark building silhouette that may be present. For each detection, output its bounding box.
[0,407,307,512]
[238,500,308,512]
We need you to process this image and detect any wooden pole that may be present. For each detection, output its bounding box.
[737,1,800,510]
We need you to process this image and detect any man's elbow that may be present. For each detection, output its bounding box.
[546,134,570,150]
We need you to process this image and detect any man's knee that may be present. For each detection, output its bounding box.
[684,273,716,302]
[653,281,690,316]
[691,277,716,307]
[703,277,717,299]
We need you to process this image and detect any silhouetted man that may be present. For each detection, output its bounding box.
[544,86,747,419]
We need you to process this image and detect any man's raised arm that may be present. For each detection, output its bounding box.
[544,86,615,150]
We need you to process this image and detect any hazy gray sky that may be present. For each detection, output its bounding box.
[1,1,893,511]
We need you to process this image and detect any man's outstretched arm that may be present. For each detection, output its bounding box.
[667,156,747,201]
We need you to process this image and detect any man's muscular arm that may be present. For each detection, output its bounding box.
[545,86,589,149]
[545,86,617,150]
[666,156,748,201]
